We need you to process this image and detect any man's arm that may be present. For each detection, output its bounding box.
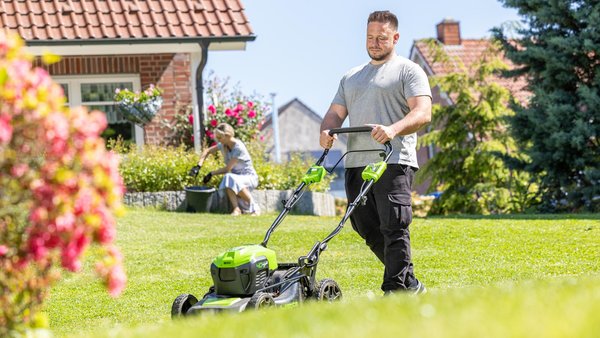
[369,95,432,144]
[319,103,348,149]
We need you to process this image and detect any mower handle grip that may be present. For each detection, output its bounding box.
[328,126,373,136]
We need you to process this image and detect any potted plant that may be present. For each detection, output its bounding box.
[114,85,163,125]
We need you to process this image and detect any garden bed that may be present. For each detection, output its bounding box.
[123,189,336,216]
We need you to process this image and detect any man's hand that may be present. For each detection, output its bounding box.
[367,124,396,144]
[320,130,338,149]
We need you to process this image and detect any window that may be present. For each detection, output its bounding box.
[53,75,144,145]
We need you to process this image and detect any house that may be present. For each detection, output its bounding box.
[260,98,347,169]
[0,0,255,150]
[409,18,529,194]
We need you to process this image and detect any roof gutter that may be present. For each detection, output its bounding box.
[24,35,256,46]
[193,41,210,153]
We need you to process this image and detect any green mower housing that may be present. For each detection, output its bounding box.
[210,245,278,296]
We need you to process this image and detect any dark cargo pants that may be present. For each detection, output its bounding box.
[345,164,417,292]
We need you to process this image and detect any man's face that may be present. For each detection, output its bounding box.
[366,21,399,62]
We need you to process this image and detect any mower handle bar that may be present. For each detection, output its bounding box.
[261,125,393,248]
[328,126,373,136]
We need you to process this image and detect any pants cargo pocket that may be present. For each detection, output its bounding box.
[387,193,413,228]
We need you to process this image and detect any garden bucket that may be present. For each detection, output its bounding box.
[185,186,216,213]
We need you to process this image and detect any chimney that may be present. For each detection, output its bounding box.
[436,18,461,45]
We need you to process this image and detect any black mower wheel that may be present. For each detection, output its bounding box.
[246,292,275,310]
[315,279,342,302]
[171,293,198,319]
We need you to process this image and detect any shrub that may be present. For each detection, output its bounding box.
[204,74,268,145]
[251,143,335,192]
[418,39,539,214]
[0,31,125,335]
[112,141,218,192]
[115,141,334,193]
[159,100,193,149]
[412,192,435,218]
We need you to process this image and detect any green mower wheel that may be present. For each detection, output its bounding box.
[171,293,198,318]
[315,278,342,302]
[247,291,275,310]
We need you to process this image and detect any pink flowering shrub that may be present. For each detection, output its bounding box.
[0,31,126,334]
[203,75,267,145]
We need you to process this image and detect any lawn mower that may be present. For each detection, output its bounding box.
[171,126,393,316]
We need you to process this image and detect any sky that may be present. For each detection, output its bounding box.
[204,0,523,116]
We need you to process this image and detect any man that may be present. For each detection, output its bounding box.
[320,10,432,294]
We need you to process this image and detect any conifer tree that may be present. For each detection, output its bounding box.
[493,0,599,212]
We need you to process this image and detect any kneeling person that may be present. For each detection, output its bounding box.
[198,123,260,216]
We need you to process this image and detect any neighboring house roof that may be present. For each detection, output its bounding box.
[0,0,254,45]
[262,98,322,129]
[411,38,530,104]
[261,98,347,145]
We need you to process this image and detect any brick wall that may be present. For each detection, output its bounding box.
[34,53,193,145]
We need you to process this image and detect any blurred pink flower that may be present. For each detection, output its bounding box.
[61,231,89,272]
[97,222,116,244]
[108,264,126,297]
[10,163,28,178]
[95,246,126,297]
[248,110,256,118]
[247,101,254,109]
[0,115,13,143]
[210,119,218,127]
[55,212,75,232]
[234,103,244,112]
[0,245,8,256]
[188,114,193,125]
[224,108,233,117]
[207,105,216,114]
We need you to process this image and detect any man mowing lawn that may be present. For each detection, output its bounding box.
[320,10,432,295]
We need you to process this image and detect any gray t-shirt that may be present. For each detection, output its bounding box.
[218,139,257,176]
[332,54,432,168]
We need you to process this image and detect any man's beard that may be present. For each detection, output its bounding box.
[368,49,393,61]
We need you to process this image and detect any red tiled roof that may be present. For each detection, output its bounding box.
[0,0,254,44]
[413,39,530,104]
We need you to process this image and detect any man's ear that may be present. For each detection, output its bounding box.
[394,32,400,44]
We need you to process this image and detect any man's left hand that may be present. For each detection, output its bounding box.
[367,124,396,144]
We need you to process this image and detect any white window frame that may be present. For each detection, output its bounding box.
[52,74,144,145]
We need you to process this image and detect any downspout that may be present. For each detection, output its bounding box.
[193,41,209,153]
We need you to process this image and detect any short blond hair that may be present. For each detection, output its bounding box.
[215,123,235,137]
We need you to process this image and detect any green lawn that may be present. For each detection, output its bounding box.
[45,209,600,337]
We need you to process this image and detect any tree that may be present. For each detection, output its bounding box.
[493,0,600,212]
[418,39,538,214]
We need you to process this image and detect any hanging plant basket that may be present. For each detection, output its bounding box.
[117,96,163,126]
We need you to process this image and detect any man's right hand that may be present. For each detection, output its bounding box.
[320,130,337,149]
